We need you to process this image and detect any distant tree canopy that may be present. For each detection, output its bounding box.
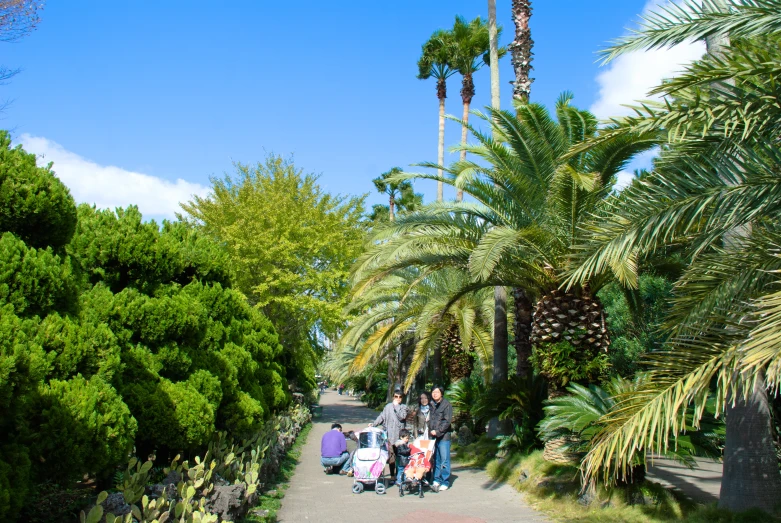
[181,155,367,390]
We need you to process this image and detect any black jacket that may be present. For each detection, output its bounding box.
[429,397,453,441]
[395,441,411,467]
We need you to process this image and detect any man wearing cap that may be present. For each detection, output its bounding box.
[429,385,453,492]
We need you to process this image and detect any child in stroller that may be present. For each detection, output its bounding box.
[395,429,432,498]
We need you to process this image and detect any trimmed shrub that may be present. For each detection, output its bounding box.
[0,233,77,317]
[0,131,77,250]
[124,379,215,452]
[33,376,137,482]
[34,313,121,383]
[187,370,223,410]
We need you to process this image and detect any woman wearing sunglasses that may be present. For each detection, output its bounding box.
[369,389,409,481]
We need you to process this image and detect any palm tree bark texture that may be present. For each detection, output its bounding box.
[512,288,533,378]
[509,0,534,103]
[510,0,535,378]
[458,72,474,202]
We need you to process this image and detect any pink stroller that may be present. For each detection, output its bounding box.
[351,427,388,494]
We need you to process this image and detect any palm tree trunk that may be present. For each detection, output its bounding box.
[488,0,501,110]
[435,83,446,371]
[437,79,446,203]
[457,100,469,202]
[487,0,509,437]
[433,341,443,384]
[513,288,533,377]
[488,286,509,437]
[719,372,781,512]
[389,195,395,221]
[509,0,534,103]
[703,0,781,509]
[458,72,475,203]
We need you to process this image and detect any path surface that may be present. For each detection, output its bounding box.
[278,391,547,523]
[647,457,722,504]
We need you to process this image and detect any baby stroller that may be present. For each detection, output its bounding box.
[351,427,388,495]
[398,439,434,498]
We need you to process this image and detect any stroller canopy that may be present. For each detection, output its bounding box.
[358,427,387,448]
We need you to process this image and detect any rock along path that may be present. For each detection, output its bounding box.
[277,390,547,523]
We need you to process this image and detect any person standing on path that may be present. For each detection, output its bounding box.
[412,392,432,439]
[370,389,409,481]
[320,423,350,474]
[429,385,453,492]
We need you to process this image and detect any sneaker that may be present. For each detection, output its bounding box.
[439,485,449,491]
[339,470,348,476]
[431,482,440,493]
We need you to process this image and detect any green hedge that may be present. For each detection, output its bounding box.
[0,132,310,521]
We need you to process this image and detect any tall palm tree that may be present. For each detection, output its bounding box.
[449,16,502,202]
[509,0,534,103]
[508,0,535,379]
[565,0,781,511]
[370,167,422,223]
[418,30,457,203]
[488,0,509,437]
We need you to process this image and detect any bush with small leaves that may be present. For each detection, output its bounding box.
[187,370,223,410]
[0,444,32,521]
[33,375,137,483]
[0,131,77,250]
[34,313,121,383]
[0,232,78,317]
[124,379,215,452]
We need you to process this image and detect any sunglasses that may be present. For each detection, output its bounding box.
[394,395,402,398]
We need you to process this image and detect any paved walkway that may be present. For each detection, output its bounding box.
[647,457,722,504]
[278,391,547,523]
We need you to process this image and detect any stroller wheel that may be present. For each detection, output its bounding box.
[352,482,364,494]
[375,480,386,495]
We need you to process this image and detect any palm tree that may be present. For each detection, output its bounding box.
[369,168,422,396]
[565,0,781,511]
[449,16,502,202]
[370,167,422,223]
[538,378,722,474]
[352,95,657,388]
[488,0,509,437]
[340,267,494,392]
[509,0,534,103]
[418,30,457,203]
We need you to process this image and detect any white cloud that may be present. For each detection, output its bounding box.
[590,0,706,120]
[18,134,210,220]
[614,148,660,190]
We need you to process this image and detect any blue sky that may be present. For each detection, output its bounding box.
[2,1,703,220]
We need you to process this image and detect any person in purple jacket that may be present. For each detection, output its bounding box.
[321,423,350,474]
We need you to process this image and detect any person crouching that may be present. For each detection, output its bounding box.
[321,423,350,474]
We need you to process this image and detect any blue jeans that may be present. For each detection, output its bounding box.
[433,439,451,487]
[396,458,407,484]
[321,451,350,472]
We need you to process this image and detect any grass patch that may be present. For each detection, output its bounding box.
[241,421,313,523]
[455,437,779,523]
